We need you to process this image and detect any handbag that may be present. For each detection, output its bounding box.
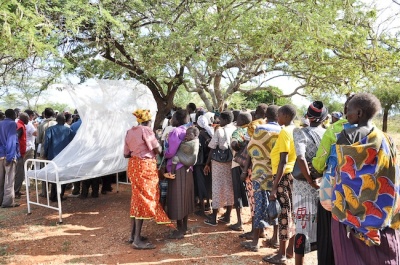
[233,141,249,168]
[267,199,281,221]
[211,127,233,163]
[292,128,320,181]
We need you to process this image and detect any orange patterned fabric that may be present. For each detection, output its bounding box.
[128,156,171,224]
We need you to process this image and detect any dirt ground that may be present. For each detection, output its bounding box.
[0,182,318,265]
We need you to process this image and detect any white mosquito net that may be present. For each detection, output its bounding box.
[29,79,158,182]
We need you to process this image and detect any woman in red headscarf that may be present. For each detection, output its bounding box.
[124,109,171,250]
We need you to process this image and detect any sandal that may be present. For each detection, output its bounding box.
[163,173,176,179]
[167,230,184,239]
[217,217,230,224]
[240,241,259,252]
[228,223,244,231]
[263,254,287,264]
[239,231,253,240]
[132,242,156,250]
[204,219,217,227]
[126,236,148,244]
[264,238,279,249]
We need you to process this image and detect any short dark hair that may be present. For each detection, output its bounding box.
[187,103,196,112]
[232,110,240,122]
[348,93,381,120]
[255,103,268,119]
[44,108,54,118]
[266,105,279,122]
[237,112,252,126]
[56,114,65,124]
[174,109,188,126]
[220,111,234,123]
[5,109,15,119]
[278,105,296,120]
[24,109,34,116]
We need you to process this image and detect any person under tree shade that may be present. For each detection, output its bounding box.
[124,109,171,249]
[43,114,74,202]
[331,93,400,265]
[0,109,19,208]
[164,109,195,239]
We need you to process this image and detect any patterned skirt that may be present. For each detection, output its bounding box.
[128,156,170,224]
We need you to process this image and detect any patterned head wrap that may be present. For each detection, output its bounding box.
[133,109,152,123]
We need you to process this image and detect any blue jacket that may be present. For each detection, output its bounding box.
[44,124,74,160]
[0,118,18,162]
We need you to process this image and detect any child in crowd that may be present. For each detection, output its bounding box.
[164,126,200,179]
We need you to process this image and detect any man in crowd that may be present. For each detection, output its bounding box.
[14,112,29,198]
[43,114,74,202]
[0,109,19,208]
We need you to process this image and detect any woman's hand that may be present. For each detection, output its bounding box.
[309,181,320,190]
[240,171,248,181]
[204,164,211,175]
[269,188,277,201]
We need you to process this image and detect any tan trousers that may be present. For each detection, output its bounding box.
[0,159,16,207]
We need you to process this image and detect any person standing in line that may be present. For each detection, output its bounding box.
[37,108,57,197]
[203,111,236,226]
[43,114,74,202]
[14,112,29,198]
[311,95,355,265]
[292,101,327,264]
[264,105,297,264]
[241,105,281,252]
[124,109,171,249]
[0,109,19,208]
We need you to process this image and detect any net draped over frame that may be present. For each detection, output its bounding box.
[29,80,158,182]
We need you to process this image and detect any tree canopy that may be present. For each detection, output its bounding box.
[1,0,399,128]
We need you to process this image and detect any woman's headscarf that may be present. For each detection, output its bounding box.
[133,109,152,124]
[197,115,214,137]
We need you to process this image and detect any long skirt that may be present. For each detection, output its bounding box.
[128,156,170,224]
[317,202,335,265]
[167,166,195,220]
[331,219,400,265]
[293,179,318,254]
[211,160,234,209]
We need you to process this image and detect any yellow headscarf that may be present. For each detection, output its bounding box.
[133,109,152,124]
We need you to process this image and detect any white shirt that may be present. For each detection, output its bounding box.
[26,121,37,151]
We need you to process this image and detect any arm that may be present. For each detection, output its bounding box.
[5,122,17,165]
[164,128,183,159]
[312,128,335,174]
[203,129,219,175]
[270,152,288,200]
[123,131,131,158]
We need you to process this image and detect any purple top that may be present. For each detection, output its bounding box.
[165,125,186,172]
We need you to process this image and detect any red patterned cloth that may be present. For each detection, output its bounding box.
[128,156,171,224]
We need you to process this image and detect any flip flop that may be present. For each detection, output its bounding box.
[240,241,259,252]
[228,224,244,231]
[263,254,287,264]
[167,230,184,239]
[132,242,156,250]
[204,219,218,227]
[264,238,279,249]
[217,217,230,224]
[1,203,20,208]
[126,236,148,244]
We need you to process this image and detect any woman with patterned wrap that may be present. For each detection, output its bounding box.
[124,109,171,250]
[332,93,400,264]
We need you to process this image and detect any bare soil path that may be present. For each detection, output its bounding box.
[0,184,317,265]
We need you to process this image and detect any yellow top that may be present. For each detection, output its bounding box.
[271,125,296,175]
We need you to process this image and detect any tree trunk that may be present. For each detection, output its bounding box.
[382,106,389,132]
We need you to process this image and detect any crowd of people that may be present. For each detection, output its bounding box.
[124,93,400,265]
[0,92,399,264]
[0,107,114,209]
